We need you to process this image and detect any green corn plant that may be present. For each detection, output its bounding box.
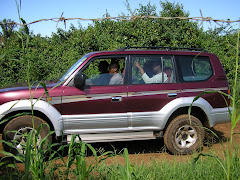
[119,148,134,180]
[190,25,240,180]
[0,1,64,178]
[64,134,116,179]
[0,124,58,179]
[230,25,240,144]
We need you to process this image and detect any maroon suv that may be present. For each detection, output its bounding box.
[0,47,231,154]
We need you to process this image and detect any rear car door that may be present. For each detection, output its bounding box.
[127,54,181,130]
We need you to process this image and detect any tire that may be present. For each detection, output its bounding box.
[163,114,204,155]
[3,115,52,155]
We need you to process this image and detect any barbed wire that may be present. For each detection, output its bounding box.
[2,13,240,28]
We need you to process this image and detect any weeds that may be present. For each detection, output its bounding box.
[190,25,240,180]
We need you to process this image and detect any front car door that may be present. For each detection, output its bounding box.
[61,55,129,134]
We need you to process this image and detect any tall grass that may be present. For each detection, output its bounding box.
[230,24,240,143]
[84,154,240,179]
[190,25,240,180]
[2,142,240,180]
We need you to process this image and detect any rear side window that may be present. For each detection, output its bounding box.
[175,56,213,82]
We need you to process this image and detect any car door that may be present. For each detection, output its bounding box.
[61,55,129,134]
[127,54,181,130]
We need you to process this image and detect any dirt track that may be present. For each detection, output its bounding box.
[1,121,240,171]
[86,121,240,165]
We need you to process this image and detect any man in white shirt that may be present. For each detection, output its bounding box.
[135,60,167,84]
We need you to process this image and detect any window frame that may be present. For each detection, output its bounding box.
[129,54,177,85]
[175,55,213,83]
[78,55,129,86]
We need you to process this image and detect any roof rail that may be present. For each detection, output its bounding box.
[117,46,208,52]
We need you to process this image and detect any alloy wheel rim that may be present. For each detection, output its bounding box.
[174,125,197,149]
[13,127,41,154]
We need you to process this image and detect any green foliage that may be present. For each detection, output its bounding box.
[0,0,239,88]
[202,26,239,81]
[0,19,17,44]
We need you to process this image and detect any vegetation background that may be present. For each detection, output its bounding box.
[0,1,239,89]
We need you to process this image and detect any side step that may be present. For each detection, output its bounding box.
[67,131,156,143]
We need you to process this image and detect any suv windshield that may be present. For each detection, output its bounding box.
[60,55,88,82]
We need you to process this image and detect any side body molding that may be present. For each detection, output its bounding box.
[0,100,63,136]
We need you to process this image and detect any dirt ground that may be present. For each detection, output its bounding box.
[1,121,240,171]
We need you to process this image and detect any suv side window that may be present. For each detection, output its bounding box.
[131,55,176,84]
[175,56,213,82]
[82,57,126,86]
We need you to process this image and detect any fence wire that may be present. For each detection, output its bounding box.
[2,12,240,29]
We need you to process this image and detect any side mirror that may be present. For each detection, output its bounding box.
[74,73,86,90]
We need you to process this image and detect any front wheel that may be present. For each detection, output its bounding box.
[164,115,204,155]
[3,115,52,155]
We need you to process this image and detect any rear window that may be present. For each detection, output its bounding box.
[175,55,213,82]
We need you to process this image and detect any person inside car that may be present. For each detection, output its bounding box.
[85,60,111,86]
[94,60,111,85]
[135,60,167,84]
[164,67,173,83]
[109,62,123,85]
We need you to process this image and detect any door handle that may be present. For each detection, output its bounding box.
[168,93,177,98]
[111,96,122,102]
[132,92,142,96]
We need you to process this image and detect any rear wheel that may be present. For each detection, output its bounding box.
[3,115,52,155]
[164,114,204,155]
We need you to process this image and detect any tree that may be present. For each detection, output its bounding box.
[0,0,238,89]
[0,19,17,43]
[160,0,189,17]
